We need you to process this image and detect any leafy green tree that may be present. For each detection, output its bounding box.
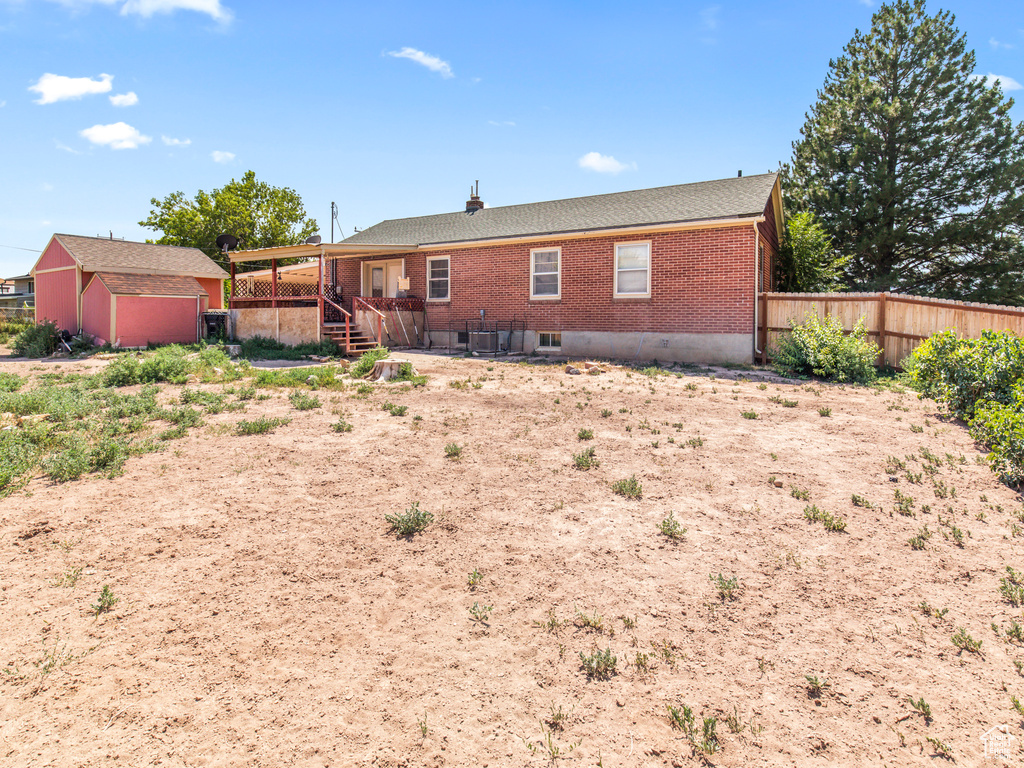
[139,171,318,271]
[785,0,1024,303]
[775,211,849,292]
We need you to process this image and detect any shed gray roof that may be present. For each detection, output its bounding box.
[342,173,778,246]
[51,234,228,278]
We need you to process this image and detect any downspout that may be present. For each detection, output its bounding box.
[753,220,765,361]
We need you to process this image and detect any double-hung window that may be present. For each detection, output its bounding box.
[614,242,651,297]
[531,247,560,299]
[426,256,450,301]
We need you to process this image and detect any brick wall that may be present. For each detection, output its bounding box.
[334,225,761,336]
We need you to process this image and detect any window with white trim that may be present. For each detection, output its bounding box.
[531,247,560,299]
[537,332,562,350]
[614,242,651,297]
[426,256,450,301]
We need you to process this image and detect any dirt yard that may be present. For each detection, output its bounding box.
[1,349,1023,767]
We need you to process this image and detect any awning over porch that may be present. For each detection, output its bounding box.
[227,242,418,265]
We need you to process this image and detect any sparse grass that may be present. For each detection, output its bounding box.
[385,501,433,536]
[331,417,353,433]
[790,485,810,501]
[925,736,953,760]
[467,568,482,589]
[611,474,642,499]
[741,410,759,419]
[909,525,932,550]
[951,626,983,655]
[894,489,915,516]
[288,390,321,410]
[600,408,612,417]
[445,442,463,460]
[577,428,594,440]
[818,407,832,417]
[804,674,829,697]
[235,416,290,436]
[1000,566,1024,606]
[908,696,932,720]
[382,401,408,417]
[49,565,83,588]
[851,494,874,509]
[803,504,847,532]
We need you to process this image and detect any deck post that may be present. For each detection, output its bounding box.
[318,252,324,325]
[271,259,278,308]
[229,260,235,308]
[758,293,769,365]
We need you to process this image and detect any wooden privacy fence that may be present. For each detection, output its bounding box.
[0,307,33,324]
[757,291,1024,368]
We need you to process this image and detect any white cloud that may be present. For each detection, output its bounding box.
[990,37,1014,50]
[55,140,82,154]
[578,151,636,174]
[211,150,235,163]
[488,120,516,127]
[858,0,873,6]
[79,121,152,149]
[700,5,719,30]
[29,72,113,104]
[109,91,138,107]
[162,135,191,146]
[42,0,231,22]
[387,47,453,78]
[974,73,1023,91]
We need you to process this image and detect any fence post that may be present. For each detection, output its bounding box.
[878,291,888,367]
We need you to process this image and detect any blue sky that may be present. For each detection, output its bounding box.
[1,0,1022,276]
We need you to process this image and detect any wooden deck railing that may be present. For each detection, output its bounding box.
[353,297,385,345]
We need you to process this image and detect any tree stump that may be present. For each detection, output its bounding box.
[368,359,414,382]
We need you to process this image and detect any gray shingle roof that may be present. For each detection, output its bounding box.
[52,234,228,278]
[342,173,778,246]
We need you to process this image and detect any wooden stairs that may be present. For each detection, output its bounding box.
[321,323,379,356]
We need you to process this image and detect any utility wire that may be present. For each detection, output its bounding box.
[0,243,39,253]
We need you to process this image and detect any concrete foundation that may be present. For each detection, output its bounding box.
[230,307,320,346]
[524,330,753,365]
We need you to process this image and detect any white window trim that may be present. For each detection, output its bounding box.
[425,255,450,302]
[536,331,562,351]
[613,240,652,298]
[530,246,561,300]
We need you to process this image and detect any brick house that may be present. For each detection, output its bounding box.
[228,172,782,364]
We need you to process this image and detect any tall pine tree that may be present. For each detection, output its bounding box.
[785,0,1024,303]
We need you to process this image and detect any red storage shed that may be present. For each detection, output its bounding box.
[31,234,228,346]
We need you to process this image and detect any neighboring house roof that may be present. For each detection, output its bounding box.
[342,173,779,247]
[92,272,209,297]
[36,234,228,279]
[5,274,31,281]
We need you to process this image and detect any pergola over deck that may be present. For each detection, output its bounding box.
[227,241,420,349]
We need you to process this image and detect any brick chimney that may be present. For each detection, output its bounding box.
[465,180,484,213]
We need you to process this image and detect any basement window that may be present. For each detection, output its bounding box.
[537,332,562,351]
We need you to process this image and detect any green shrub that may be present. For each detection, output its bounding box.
[770,311,878,383]
[350,347,390,378]
[103,355,143,387]
[289,390,322,411]
[905,329,1024,418]
[0,429,41,494]
[238,335,338,361]
[971,395,1024,483]
[611,474,642,499]
[13,321,60,358]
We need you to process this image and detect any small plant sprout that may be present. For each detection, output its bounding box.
[659,511,687,540]
[468,568,483,589]
[908,696,932,721]
[951,627,983,655]
[803,505,847,532]
[546,702,575,731]
[523,723,581,762]
[790,485,811,501]
[925,736,953,760]
[573,606,605,632]
[444,442,463,460]
[577,428,594,440]
[385,501,434,536]
[804,674,829,698]
[818,406,832,417]
[417,712,429,738]
[1012,695,1024,717]
[469,601,493,624]
[741,410,759,419]
[91,585,119,617]
[710,573,740,602]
